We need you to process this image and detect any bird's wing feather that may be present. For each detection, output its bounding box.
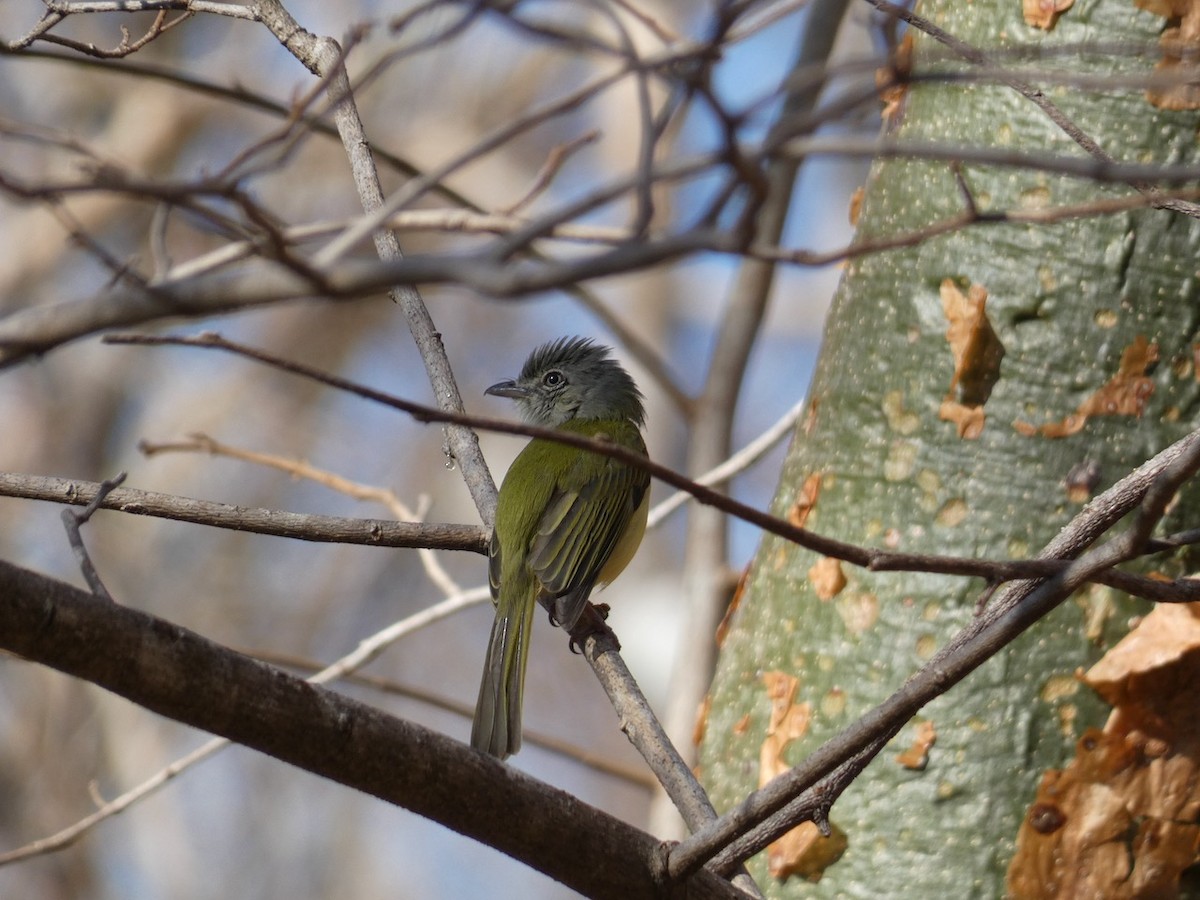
[487,528,502,604]
[528,452,647,630]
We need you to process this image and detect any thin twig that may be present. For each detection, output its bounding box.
[648,396,806,528]
[249,1,498,524]
[140,432,463,598]
[573,613,765,898]
[0,471,487,552]
[60,471,127,601]
[0,735,231,866]
[32,6,196,58]
[501,131,601,217]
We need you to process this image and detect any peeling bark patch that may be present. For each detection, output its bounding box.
[1024,0,1075,28]
[877,31,914,126]
[1136,0,1200,109]
[788,473,822,528]
[849,185,864,226]
[939,401,986,440]
[808,556,847,601]
[1039,674,1079,705]
[1006,603,1200,898]
[694,694,712,745]
[1057,704,1079,739]
[916,469,942,512]
[715,566,749,648]
[895,719,937,770]
[1171,350,1193,380]
[1016,335,1158,438]
[1089,335,1159,415]
[762,672,809,753]
[884,440,918,481]
[802,397,820,435]
[758,672,847,881]
[767,821,850,883]
[938,279,1005,439]
[1076,583,1118,642]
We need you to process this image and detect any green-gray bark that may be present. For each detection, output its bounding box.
[700,1,1200,896]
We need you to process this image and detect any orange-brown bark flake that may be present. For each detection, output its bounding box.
[895,720,937,771]
[808,556,847,601]
[758,672,847,881]
[788,474,823,528]
[1007,603,1200,897]
[938,279,1005,439]
[1023,0,1075,29]
[1015,336,1158,438]
[1136,0,1200,109]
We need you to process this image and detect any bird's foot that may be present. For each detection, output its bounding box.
[567,603,620,654]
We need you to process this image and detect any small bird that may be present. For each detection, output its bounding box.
[471,336,651,758]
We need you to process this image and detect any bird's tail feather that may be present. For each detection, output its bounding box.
[470,595,535,758]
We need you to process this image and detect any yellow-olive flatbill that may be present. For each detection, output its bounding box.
[471,337,650,758]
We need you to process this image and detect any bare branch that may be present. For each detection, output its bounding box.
[0,580,482,867]
[0,560,748,899]
[42,1,255,16]
[140,432,466,597]
[648,397,806,527]
[242,646,659,789]
[60,471,127,601]
[0,471,487,552]
[33,7,195,58]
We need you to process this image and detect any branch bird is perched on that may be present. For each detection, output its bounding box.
[472,337,650,759]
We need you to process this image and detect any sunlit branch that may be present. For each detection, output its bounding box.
[0,470,487,552]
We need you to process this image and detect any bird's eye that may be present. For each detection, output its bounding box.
[542,370,565,388]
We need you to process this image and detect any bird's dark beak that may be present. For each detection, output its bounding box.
[485,379,531,400]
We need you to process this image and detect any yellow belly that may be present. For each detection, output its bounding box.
[597,489,649,587]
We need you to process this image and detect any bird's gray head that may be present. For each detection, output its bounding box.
[485,336,645,428]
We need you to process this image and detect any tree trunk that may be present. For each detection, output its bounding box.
[699,0,1200,895]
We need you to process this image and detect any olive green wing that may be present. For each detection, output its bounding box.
[487,528,502,603]
[527,454,648,631]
